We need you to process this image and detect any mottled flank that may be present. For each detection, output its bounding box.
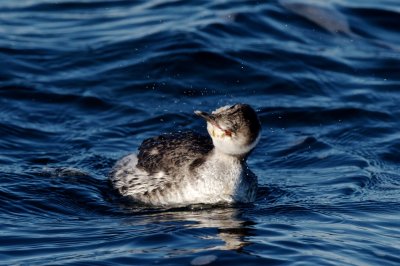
[137,132,213,175]
[110,154,180,204]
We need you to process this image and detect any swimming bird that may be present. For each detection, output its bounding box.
[110,104,261,206]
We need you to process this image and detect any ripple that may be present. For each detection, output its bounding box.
[260,106,393,128]
[1,0,400,265]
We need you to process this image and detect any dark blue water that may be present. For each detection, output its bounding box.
[1,0,400,265]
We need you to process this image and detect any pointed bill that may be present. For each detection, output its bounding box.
[194,110,215,122]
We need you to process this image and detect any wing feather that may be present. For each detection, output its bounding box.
[137,132,213,174]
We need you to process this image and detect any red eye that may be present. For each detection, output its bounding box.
[224,130,232,137]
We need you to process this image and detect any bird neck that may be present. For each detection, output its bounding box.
[211,147,248,163]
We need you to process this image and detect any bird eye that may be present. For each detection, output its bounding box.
[224,130,232,137]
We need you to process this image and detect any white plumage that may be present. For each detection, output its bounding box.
[110,104,261,207]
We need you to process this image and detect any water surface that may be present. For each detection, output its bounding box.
[1,0,400,265]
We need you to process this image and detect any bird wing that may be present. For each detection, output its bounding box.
[136,132,213,175]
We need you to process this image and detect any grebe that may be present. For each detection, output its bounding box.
[110,104,261,206]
